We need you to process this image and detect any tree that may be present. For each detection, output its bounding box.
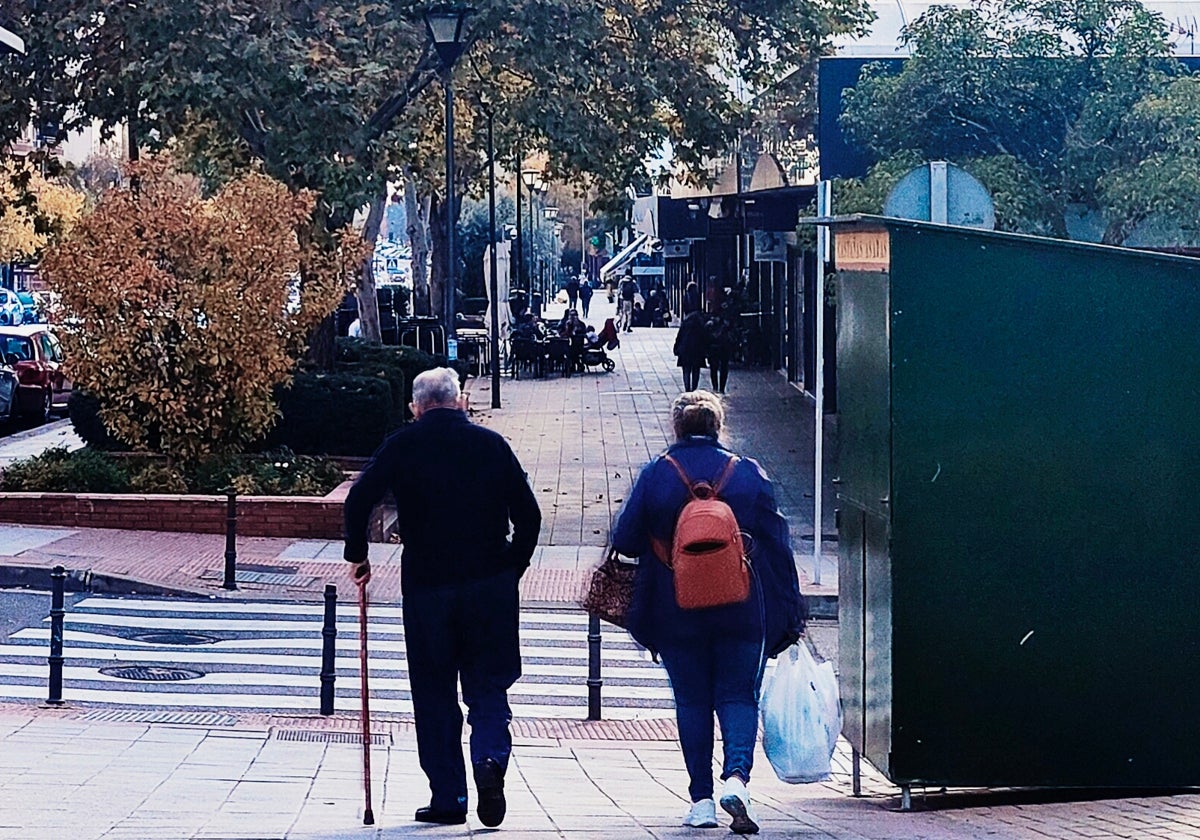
[11,0,873,340]
[838,0,1180,243]
[40,156,363,464]
[0,161,85,263]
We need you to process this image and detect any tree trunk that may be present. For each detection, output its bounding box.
[356,194,385,343]
[404,170,432,317]
[298,213,336,370]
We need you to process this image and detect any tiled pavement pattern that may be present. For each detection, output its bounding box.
[4,706,1200,839]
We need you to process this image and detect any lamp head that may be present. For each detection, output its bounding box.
[424,6,472,69]
[521,168,540,189]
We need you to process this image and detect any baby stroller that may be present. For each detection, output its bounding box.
[581,318,620,373]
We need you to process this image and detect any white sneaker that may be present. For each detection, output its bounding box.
[719,776,759,835]
[682,797,718,828]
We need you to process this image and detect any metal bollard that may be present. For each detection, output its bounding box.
[586,614,602,720]
[319,584,337,716]
[47,565,65,706]
[222,490,238,590]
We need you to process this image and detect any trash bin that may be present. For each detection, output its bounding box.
[829,215,1200,792]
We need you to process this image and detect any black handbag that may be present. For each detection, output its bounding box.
[579,548,635,628]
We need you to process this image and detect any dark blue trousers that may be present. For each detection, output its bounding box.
[403,568,521,812]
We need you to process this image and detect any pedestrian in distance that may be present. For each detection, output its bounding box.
[610,390,806,835]
[682,280,701,317]
[704,305,737,394]
[564,273,580,311]
[618,272,639,332]
[343,367,542,829]
[673,310,707,392]
[578,277,594,319]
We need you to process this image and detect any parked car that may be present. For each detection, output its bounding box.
[0,325,71,422]
[0,288,25,326]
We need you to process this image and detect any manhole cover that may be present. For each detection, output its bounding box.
[99,666,205,682]
[132,632,219,645]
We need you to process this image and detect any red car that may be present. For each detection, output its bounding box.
[0,325,72,422]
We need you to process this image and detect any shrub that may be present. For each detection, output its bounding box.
[68,391,130,452]
[128,462,189,494]
[1,446,131,492]
[336,337,470,420]
[188,448,345,496]
[265,373,393,456]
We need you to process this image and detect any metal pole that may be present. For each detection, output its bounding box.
[487,110,501,408]
[515,144,524,290]
[47,565,65,706]
[586,614,602,720]
[813,180,830,586]
[444,67,457,345]
[223,490,238,590]
[320,583,338,716]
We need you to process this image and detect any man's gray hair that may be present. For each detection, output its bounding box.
[411,367,461,410]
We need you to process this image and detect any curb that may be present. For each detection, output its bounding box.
[0,563,205,598]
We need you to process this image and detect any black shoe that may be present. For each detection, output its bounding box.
[473,758,506,827]
[415,805,467,825]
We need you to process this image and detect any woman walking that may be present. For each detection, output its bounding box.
[673,311,707,392]
[610,391,806,834]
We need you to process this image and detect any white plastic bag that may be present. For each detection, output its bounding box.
[760,640,842,783]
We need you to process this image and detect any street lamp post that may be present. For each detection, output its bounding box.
[424,6,472,351]
[481,102,501,408]
[520,168,540,306]
[544,206,560,297]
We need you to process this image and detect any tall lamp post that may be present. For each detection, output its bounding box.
[424,6,472,351]
[520,168,540,303]
[544,206,560,297]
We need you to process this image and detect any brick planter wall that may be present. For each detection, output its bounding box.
[0,480,357,539]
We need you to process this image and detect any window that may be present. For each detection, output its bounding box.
[46,333,63,363]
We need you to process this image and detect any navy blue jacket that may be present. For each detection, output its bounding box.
[343,408,541,593]
[611,435,806,657]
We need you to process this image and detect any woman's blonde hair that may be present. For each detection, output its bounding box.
[672,390,724,439]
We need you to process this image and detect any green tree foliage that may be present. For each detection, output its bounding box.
[838,0,1184,243]
[40,156,364,464]
[7,0,873,326]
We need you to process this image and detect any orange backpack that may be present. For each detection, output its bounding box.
[655,454,750,610]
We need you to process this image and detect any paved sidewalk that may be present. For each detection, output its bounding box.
[4,702,1199,840]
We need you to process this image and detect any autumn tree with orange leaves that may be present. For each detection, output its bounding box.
[40,156,364,463]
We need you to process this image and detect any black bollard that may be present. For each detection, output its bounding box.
[319,584,337,716]
[586,614,602,721]
[222,490,238,590]
[47,565,65,706]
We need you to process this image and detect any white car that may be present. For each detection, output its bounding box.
[0,288,25,326]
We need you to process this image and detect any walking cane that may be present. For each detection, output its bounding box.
[358,580,375,826]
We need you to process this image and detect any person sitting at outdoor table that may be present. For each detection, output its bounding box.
[558,309,588,372]
[512,313,546,342]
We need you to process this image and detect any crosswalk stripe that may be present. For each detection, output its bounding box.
[0,596,674,719]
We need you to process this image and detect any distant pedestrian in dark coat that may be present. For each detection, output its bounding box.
[343,368,541,829]
[565,274,580,310]
[579,278,594,318]
[682,280,701,317]
[611,390,805,834]
[673,311,707,391]
[705,308,737,394]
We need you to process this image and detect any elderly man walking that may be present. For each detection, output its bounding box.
[343,367,541,828]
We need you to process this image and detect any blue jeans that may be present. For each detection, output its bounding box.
[659,634,765,802]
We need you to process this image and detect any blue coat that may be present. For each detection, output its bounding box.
[610,435,806,657]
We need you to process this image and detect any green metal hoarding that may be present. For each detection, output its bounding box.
[834,216,1200,789]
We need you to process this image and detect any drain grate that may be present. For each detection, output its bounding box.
[79,709,238,726]
[274,729,390,745]
[200,569,316,586]
[132,631,219,645]
[100,665,205,682]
